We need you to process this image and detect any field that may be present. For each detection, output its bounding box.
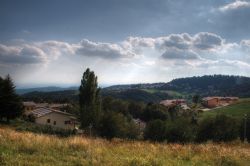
[200,98,250,119]
[0,127,250,166]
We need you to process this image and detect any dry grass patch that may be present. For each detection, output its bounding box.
[0,127,250,166]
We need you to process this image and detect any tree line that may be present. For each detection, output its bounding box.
[1,70,250,143]
[78,68,250,142]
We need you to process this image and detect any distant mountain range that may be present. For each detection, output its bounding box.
[20,75,250,103]
[16,86,78,95]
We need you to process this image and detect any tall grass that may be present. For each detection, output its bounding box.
[0,127,250,166]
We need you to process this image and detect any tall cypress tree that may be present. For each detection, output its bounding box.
[0,75,23,122]
[79,68,101,128]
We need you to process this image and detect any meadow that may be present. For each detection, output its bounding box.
[0,127,250,166]
[200,98,250,120]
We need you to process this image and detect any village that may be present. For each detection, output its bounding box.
[22,96,239,131]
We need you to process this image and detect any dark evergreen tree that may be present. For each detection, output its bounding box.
[0,75,23,122]
[79,68,101,129]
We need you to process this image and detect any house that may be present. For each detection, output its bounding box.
[28,107,79,130]
[23,101,36,112]
[202,96,239,108]
[23,101,78,130]
[160,99,186,107]
[23,101,69,113]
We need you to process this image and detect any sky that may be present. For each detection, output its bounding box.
[1,0,250,88]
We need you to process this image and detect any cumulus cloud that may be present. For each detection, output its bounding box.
[0,44,47,64]
[76,39,136,59]
[193,32,223,50]
[219,0,250,12]
[0,32,249,67]
[161,48,199,60]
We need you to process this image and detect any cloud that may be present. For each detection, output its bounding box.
[160,33,192,50]
[161,48,199,60]
[0,44,47,64]
[193,32,223,50]
[76,39,136,59]
[0,32,249,67]
[219,0,250,12]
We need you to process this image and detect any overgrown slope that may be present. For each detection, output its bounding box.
[0,127,250,166]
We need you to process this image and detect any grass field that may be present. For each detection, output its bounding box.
[200,99,250,120]
[0,127,250,166]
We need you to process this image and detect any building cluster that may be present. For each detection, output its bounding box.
[23,102,79,130]
[160,99,190,110]
[202,96,239,108]
[160,96,239,110]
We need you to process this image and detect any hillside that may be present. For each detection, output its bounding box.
[0,127,250,166]
[200,98,250,119]
[21,75,250,103]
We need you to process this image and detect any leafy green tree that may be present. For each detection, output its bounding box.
[165,118,197,143]
[192,94,200,104]
[128,101,145,119]
[0,75,23,122]
[144,119,166,141]
[141,103,168,122]
[79,68,101,129]
[197,114,239,142]
[98,112,139,139]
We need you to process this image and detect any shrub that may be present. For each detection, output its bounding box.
[98,112,139,139]
[165,118,197,143]
[197,114,239,142]
[144,119,166,141]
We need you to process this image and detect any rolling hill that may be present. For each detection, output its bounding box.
[20,75,250,103]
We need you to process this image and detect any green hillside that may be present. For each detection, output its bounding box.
[200,98,250,119]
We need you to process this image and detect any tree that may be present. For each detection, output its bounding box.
[196,114,239,142]
[98,112,139,139]
[141,103,168,122]
[192,94,200,104]
[79,68,101,129]
[165,118,197,143]
[0,75,23,122]
[144,119,166,141]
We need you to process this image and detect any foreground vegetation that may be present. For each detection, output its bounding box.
[1,127,250,166]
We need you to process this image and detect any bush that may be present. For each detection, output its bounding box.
[15,122,76,137]
[165,118,197,143]
[239,116,250,142]
[98,112,139,139]
[141,103,168,122]
[197,114,239,142]
[144,119,166,141]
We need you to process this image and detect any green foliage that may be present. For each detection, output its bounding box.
[79,68,101,129]
[128,101,145,119]
[192,94,200,104]
[0,75,23,122]
[197,114,239,142]
[165,118,197,143]
[239,116,250,142]
[16,123,76,137]
[141,103,168,122]
[98,112,139,139]
[102,96,129,116]
[144,119,166,141]
[22,114,36,122]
